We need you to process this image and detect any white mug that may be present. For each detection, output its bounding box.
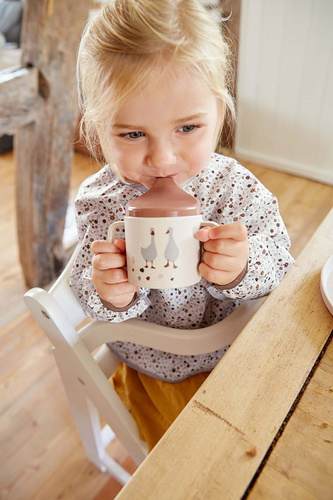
[108,215,218,289]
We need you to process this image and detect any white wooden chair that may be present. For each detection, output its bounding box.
[24,249,264,485]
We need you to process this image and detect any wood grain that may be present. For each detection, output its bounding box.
[0,67,38,135]
[0,149,332,499]
[115,211,333,499]
[248,340,333,499]
[13,0,91,288]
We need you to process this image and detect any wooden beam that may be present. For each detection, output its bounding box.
[0,67,38,135]
[15,0,91,287]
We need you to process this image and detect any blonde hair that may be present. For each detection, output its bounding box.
[77,0,235,163]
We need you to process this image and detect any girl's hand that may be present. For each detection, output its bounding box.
[91,239,139,309]
[195,222,249,286]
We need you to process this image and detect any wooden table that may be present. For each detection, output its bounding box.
[116,208,333,500]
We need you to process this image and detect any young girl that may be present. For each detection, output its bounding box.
[71,0,294,451]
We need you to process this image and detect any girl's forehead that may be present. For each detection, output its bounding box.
[125,66,214,107]
[150,62,209,90]
[113,71,218,128]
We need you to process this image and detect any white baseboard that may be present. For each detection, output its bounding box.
[234,148,333,186]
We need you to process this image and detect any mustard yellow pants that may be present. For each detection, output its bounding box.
[110,363,209,452]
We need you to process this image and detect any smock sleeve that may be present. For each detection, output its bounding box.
[206,163,294,301]
[69,170,151,323]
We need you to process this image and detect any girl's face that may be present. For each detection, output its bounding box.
[103,68,221,188]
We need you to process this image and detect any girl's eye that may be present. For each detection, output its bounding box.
[179,125,196,133]
[121,131,144,139]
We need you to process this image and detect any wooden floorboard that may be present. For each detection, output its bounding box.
[0,149,332,499]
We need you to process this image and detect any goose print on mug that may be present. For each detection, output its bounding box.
[108,215,217,289]
[164,227,179,269]
[141,228,157,269]
[137,222,183,285]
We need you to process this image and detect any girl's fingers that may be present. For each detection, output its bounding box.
[201,251,236,271]
[93,267,129,284]
[202,238,244,257]
[207,223,248,241]
[114,238,126,253]
[92,252,126,271]
[90,238,137,308]
[96,284,139,309]
[198,262,236,285]
[195,227,211,242]
[97,281,139,299]
[92,239,124,255]
[195,223,248,243]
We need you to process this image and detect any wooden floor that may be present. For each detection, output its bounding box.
[0,149,332,500]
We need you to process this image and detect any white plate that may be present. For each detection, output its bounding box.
[320,255,333,316]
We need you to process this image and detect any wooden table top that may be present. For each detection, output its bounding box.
[116,209,333,500]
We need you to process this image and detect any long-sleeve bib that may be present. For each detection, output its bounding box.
[70,154,294,382]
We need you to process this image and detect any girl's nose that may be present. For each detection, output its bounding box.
[146,139,177,172]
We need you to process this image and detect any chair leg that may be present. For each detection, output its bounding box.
[52,348,131,484]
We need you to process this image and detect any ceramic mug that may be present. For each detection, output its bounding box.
[108,215,218,289]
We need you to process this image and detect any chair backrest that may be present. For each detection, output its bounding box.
[26,246,265,355]
[24,247,265,469]
[24,248,150,466]
[49,246,87,327]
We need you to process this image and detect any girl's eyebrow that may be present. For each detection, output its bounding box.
[112,113,208,130]
[174,112,208,124]
[112,123,140,130]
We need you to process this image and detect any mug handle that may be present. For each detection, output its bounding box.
[198,220,219,263]
[107,220,125,242]
[200,220,219,230]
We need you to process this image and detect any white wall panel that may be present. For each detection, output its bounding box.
[235,0,333,184]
